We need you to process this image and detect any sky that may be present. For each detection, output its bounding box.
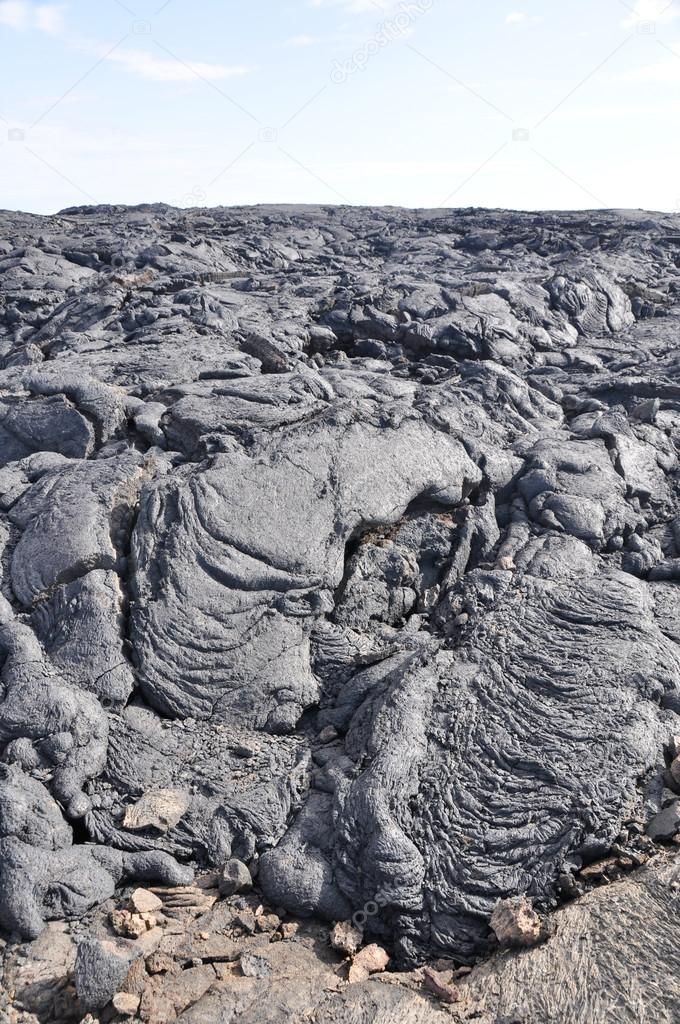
[0,0,679,213]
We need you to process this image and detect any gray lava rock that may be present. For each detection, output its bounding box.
[74,936,139,1011]
[2,204,680,976]
[218,858,252,897]
[240,951,272,979]
[647,801,680,842]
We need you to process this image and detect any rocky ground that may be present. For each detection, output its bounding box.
[4,845,680,1022]
[2,203,680,1021]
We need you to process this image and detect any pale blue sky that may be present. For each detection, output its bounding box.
[1,0,679,213]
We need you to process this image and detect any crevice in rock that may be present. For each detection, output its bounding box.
[70,815,91,846]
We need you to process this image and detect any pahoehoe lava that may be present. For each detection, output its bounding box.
[2,202,680,987]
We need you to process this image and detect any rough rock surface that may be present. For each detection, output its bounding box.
[3,204,680,1019]
[3,851,680,1023]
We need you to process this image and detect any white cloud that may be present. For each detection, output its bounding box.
[0,1,28,27]
[107,48,251,83]
[286,34,318,46]
[505,10,542,24]
[0,9,253,86]
[310,0,404,12]
[621,0,679,27]
[548,98,680,119]
[0,1,63,32]
[622,44,680,80]
[34,3,62,32]
[0,6,245,84]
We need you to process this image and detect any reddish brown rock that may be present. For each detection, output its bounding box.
[422,965,460,1004]
[348,943,390,983]
[490,896,544,948]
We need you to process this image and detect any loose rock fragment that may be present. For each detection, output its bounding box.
[490,897,544,948]
[122,789,191,832]
[74,937,139,1012]
[330,920,364,956]
[348,943,390,983]
[218,858,253,898]
[240,951,272,978]
[146,952,177,975]
[647,801,680,842]
[256,912,281,933]
[422,965,460,1004]
[112,991,141,1017]
[129,888,163,914]
[110,909,149,939]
